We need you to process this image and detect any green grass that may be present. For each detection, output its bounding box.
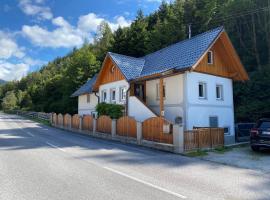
[186,150,208,157]
[212,146,232,154]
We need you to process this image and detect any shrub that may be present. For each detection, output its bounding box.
[96,102,124,119]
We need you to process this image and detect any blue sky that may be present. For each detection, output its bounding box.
[0,0,164,81]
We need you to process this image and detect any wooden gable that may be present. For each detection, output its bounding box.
[93,55,126,91]
[193,31,249,81]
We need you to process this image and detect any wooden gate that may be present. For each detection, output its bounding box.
[142,117,173,144]
[57,114,63,126]
[184,128,224,151]
[116,116,137,138]
[82,115,93,131]
[72,114,80,129]
[97,115,111,134]
[63,114,71,128]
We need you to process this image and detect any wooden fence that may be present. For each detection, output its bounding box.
[116,116,137,138]
[82,115,93,131]
[97,115,112,134]
[63,114,71,128]
[72,114,80,129]
[142,117,173,144]
[184,128,224,151]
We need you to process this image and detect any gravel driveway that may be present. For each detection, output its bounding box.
[201,145,270,173]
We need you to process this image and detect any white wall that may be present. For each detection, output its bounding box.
[185,71,235,136]
[128,96,156,122]
[78,93,98,115]
[99,80,129,104]
[146,74,184,123]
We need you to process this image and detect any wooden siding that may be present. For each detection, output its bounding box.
[194,32,248,81]
[94,56,125,90]
[116,116,137,138]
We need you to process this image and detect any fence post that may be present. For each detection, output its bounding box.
[173,124,184,153]
[111,119,116,138]
[93,118,97,134]
[49,113,53,125]
[79,116,83,131]
[136,122,142,145]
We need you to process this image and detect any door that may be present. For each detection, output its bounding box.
[134,83,145,102]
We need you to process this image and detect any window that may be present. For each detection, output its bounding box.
[224,127,230,135]
[119,87,126,101]
[207,51,213,64]
[216,85,223,100]
[198,82,207,99]
[110,89,116,103]
[156,83,166,99]
[209,116,218,127]
[101,90,107,102]
[111,65,115,73]
[86,94,90,103]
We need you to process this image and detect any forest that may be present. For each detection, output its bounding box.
[0,0,269,122]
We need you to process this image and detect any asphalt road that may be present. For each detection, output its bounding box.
[0,113,269,200]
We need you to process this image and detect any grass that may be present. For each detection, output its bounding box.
[212,146,232,154]
[186,150,208,157]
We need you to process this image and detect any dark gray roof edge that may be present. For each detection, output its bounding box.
[71,74,98,97]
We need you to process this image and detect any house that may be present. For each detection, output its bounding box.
[72,26,249,144]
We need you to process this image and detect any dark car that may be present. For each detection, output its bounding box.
[250,118,270,151]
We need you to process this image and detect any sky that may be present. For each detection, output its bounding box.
[0,0,164,81]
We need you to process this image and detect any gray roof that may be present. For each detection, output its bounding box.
[108,26,224,80]
[71,74,97,97]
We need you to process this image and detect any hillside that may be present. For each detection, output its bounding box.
[0,0,269,122]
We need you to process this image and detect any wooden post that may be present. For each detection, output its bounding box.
[159,78,164,117]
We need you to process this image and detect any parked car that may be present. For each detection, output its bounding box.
[235,123,255,142]
[250,118,270,151]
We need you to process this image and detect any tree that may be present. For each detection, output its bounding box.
[2,91,18,111]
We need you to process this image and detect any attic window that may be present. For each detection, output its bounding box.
[111,65,115,73]
[207,51,213,64]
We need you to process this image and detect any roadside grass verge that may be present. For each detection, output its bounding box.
[185,150,208,157]
[20,115,51,126]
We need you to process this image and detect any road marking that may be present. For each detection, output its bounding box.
[103,166,187,199]
[46,142,66,152]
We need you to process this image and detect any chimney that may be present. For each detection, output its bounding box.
[188,24,192,39]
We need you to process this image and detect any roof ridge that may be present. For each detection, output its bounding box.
[142,26,224,59]
[108,52,144,60]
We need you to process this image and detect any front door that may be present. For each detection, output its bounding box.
[134,83,145,102]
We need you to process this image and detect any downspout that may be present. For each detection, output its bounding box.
[125,86,131,116]
[94,92,100,103]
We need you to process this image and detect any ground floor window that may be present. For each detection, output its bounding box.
[119,87,126,102]
[101,90,107,102]
[110,88,116,103]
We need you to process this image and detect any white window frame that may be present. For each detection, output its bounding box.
[86,94,90,103]
[207,50,213,64]
[110,88,116,103]
[156,82,166,100]
[223,126,230,135]
[101,90,107,102]
[216,84,224,100]
[198,82,207,99]
[119,86,126,102]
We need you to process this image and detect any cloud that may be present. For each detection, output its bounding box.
[0,31,25,59]
[0,60,29,81]
[19,0,53,20]
[22,13,131,48]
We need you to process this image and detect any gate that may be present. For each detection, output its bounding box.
[116,116,137,138]
[142,117,173,144]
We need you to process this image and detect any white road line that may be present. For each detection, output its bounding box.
[103,166,187,199]
[46,142,66,152]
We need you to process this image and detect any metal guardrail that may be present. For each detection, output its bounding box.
[15,110,52,122]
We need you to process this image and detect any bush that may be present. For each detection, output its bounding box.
[96,102,124,119]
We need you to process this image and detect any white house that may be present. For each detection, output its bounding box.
[72,27,249,144]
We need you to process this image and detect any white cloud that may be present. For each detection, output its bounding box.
[0,31,25,59]
[0,60,29,81]
[22,13,131,48]
[19,0,53,20]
